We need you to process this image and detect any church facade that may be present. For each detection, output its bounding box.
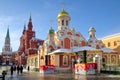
[101,33,120,65]
[38,7,119,72]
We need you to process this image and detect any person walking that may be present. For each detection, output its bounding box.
[13,65,16,72]
[20,65,23,74]
[27,66,30,72]
[17,65,20,75]
[10,65,14,76]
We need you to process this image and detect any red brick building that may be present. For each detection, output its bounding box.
[17,15,44,65]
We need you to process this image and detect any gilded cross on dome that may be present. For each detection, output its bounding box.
[61,2,65,10]
[50,20,53,27]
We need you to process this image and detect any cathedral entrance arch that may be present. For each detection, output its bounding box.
[64,38,70,49]
[6,60,9,65]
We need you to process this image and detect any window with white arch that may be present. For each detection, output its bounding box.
[63,55,68,66]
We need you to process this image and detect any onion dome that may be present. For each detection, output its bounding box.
[89,27,96,32]
[48,27,54,34]
[71,27,75,32]
[57,8,70,19]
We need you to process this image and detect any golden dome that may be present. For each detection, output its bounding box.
[57,8,70,19]
[71,27,75,32]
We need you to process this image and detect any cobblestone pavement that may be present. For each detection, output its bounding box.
[5,71,120,80]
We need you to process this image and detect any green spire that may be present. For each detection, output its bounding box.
[6,27,10,38]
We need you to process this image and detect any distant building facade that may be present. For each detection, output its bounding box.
[2,28,14,65]
[101,33,120,65]
[17,15,44,65]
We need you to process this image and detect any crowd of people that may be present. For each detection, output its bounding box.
[10,65,24,76]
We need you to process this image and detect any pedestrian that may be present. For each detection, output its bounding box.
[17,65,20,75]
[13,65,16,72]
[27,66,30,72]
[10,65,14,76]
[20,65,23,74]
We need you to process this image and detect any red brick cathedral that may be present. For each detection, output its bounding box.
[17,15,44,65]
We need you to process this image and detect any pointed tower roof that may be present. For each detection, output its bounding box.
[28,12,33,31]
[29,12,32,22]
[24,22,26,30]
[6,27,10,38]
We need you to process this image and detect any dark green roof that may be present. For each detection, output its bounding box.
[6,28,10,38]
[48,27,54,34]
[89,27,96,31]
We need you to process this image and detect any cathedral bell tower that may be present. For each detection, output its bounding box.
[88,27,96,38]
[2,28,12,52]
[48,27,54,40]
[57,7,70,30]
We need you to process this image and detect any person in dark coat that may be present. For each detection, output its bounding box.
[17,65,20,75]
[20,65,23,74]
[27,66,30,72]
[13,65,16,72]
[10,65,14,76]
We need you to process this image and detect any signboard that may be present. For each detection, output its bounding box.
[74,63,97,75]
[40,65,55,74]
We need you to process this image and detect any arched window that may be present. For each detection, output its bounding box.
[62,20,64,26]
[58,21,60,26]
[66,20,68,26]
[63,55,68,66]
[35,58,38,67]
[74,40,78,46]
[31,58,33,65]
[49,45,54,52]
[64,38,70,49]
[81,41,86,46]
[108,42,110,47]
[114,41,117,46]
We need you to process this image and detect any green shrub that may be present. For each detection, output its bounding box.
[101,70,120,75]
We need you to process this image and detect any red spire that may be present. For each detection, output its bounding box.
[29,13,32,22]
[28,13,33,31]
[23,22,26,34]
